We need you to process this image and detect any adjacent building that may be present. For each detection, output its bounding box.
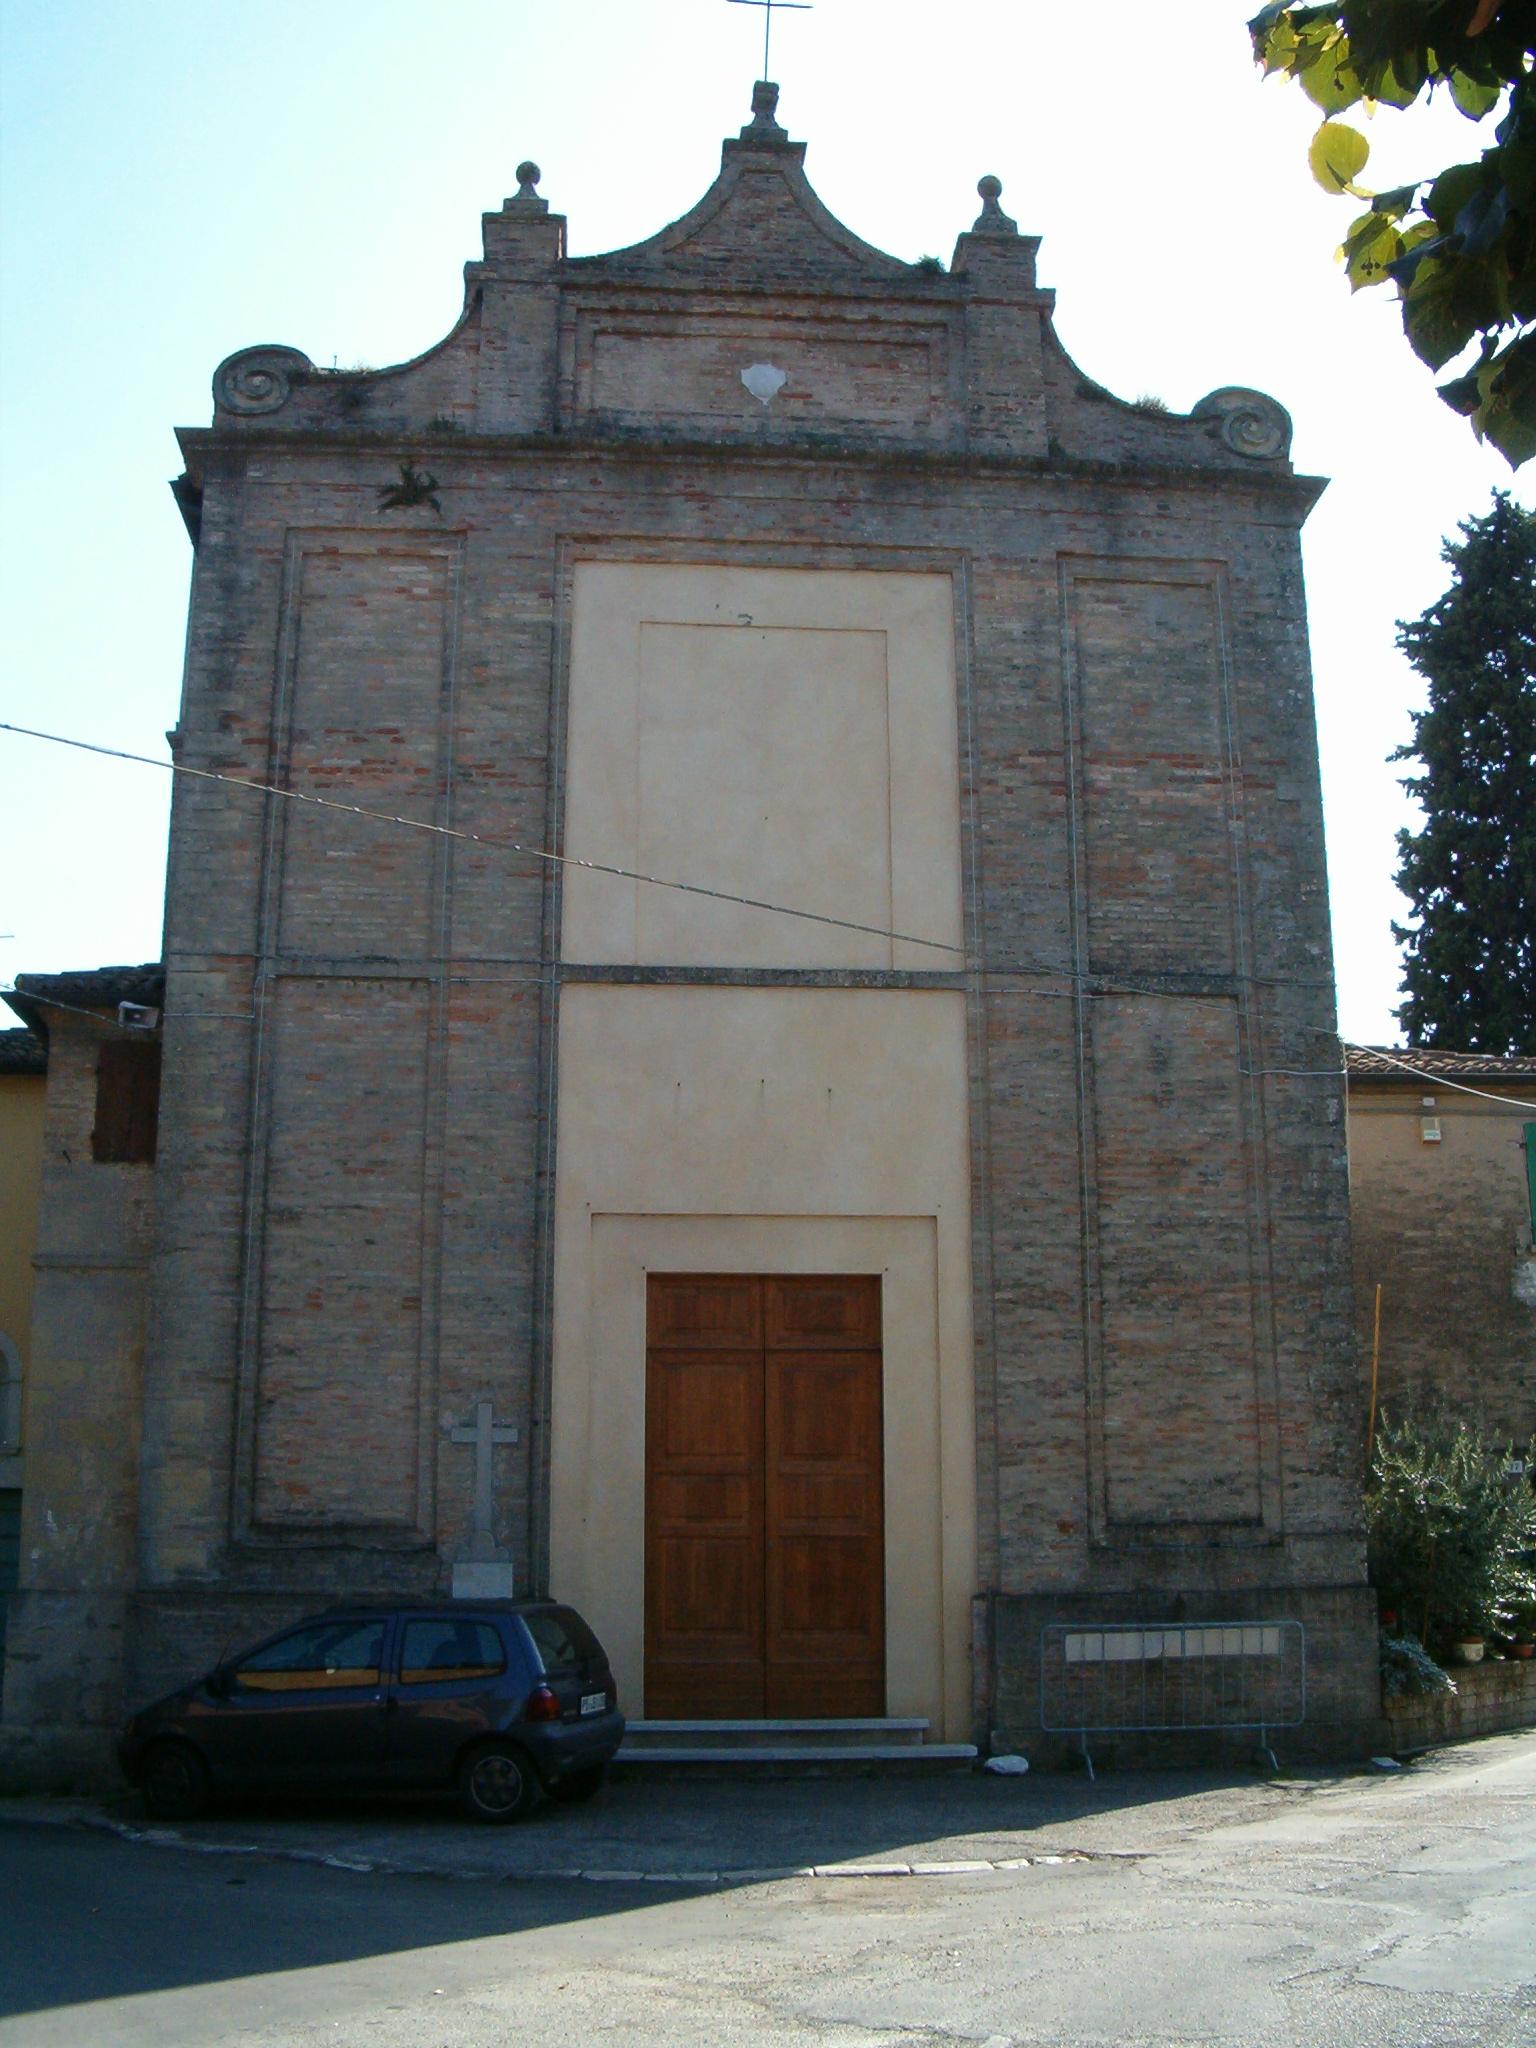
[0,1026,47,1701]
[1347,1047,1536,1448]
[0,972,160,1763]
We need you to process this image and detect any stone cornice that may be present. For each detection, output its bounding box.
[173,426,1327,515]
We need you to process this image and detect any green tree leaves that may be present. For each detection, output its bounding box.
[1250,2,1536,466]
[1391,493,1536,1054]
[1309,118,1371,192]
[1368,1410,1536,1648]
[1342,207,1406,288]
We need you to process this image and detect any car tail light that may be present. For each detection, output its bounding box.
[524,1684,562,1723]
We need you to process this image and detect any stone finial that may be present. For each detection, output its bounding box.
[741,80,788,139]
[508,161,548,212]
[971,174,1018,236]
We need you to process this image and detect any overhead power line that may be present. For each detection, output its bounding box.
[14,975,1531,1112]
[1,721,1347,1005]
[1342,1042,1536,1111]
[13,978,1530,1113]
[0,720,964,957]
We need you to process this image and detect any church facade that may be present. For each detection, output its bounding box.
[2,87,1377,1775]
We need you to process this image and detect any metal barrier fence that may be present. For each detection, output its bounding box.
[1040,1621,1307,1777]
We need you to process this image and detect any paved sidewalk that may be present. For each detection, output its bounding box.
[0,1759,1381,1887]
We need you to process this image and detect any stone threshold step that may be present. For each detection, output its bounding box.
[625,1718,930,1741]
[616,1743,979,1765]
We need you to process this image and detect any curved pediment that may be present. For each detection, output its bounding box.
[572,84,910,281]
[195,86,1302,478]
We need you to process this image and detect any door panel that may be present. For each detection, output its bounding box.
[764,1330,885,1718]
[644,1293,765,1719]
[652,1355,758,1458]
[384,1614,512,1786]
[645,1275,884,1720]
[204,1617,391,1789]
[765,1275,881,1349]
[649,1274,763,1350]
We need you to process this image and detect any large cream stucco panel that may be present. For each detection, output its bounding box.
[560,564,963,969]
[549,985,975,1739]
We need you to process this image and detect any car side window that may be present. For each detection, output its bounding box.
[398,1619,505,1685]
[233,1619,385,1693]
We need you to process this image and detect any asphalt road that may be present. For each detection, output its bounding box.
[2,1735,1532,2046]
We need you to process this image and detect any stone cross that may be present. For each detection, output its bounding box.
[447,1399,518,1558]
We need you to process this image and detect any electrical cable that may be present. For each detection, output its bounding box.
[13,975,1528,1110]
[16,726,1521,1098]
[1,719,1345,998]
[1,988,136,1030]
[1340,1042,1536,1110]
[0,720,964,957]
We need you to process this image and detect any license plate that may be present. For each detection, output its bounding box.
[580,1692,606,1716]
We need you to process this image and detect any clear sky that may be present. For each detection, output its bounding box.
[0,0,1527,1043]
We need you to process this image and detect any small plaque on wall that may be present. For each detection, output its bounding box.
[453,1561,515,1600]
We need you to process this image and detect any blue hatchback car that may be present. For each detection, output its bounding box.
[118,1600,624,1823]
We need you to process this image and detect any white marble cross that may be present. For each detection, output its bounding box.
[447,1399,518,1551]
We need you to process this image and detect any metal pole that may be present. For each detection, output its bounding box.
[1366,1281,1382,1467]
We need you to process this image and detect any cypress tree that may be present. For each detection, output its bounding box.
[1392,492,1536,1054]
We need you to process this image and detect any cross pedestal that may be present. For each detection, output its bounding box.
[445,1397,519,1599]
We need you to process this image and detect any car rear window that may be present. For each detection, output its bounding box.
[522,1607,603,1675]
[399,1618,505,1685]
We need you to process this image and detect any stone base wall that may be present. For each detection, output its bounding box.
[1385,1657,1536,1751]
[980,1583,1381,1765]
[0,1588,134,1792]
[1,1589,131,1734]
[0,1724,121,1795]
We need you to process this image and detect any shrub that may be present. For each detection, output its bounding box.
[1379,1631,1457,1699]
[1366,1410,1536,1652]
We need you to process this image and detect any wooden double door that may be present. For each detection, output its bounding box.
[645,1274,885,1719]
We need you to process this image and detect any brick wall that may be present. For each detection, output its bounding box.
[13,89,1374,1761]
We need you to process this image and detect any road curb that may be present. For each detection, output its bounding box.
[47,1811,1134,1887]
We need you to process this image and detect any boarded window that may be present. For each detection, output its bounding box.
[91,1038,161,1164]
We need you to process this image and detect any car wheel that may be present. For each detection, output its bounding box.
[548,1762,606,1805]
[141,1740,210,1822]
[459,1742,538,1823]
